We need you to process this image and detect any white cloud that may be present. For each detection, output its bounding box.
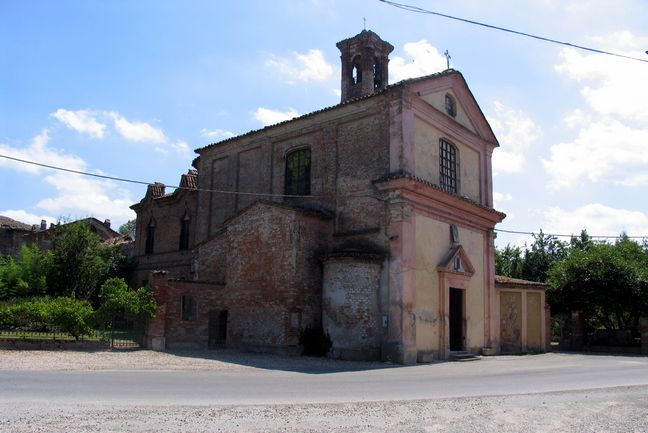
[200,128,236,140]
[493,192,513,206]
[390,40,447,83]
[544,204,648,237]
[36,171,135,224]
[0,209,56,227]
[0,130,85,174]
[0,130,135,226]
[489,102,540,175]
[253,107,300,126]
[545,32,648,189]
[543,119,648,188]
[107,111,167,144]
[266,49,334,84]
[171,140,190,154]
[51,109,106,139]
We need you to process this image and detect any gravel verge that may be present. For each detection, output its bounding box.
[2,385,647,433]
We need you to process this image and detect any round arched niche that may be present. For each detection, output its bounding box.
[321,253,383,361]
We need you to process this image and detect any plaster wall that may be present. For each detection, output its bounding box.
[413,213,485,357]
[322,258,382,360]
[413,117,481,203]
[420,89,476,134]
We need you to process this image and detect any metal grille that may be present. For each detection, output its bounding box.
[439,139,457,193]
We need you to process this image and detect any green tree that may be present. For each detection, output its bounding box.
[495,244,524,278]
[118,219,136,240]
[520,230,566,282]
[47,221,122,301]
[0,244,50,300]
[95,277,156,328]
[547,238,648,334]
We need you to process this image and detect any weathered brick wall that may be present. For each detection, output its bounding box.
[0,228,29,258]
[149,202,331,352]
[195,96,392,245]
[322,256,383,360]
[132,189,197,285]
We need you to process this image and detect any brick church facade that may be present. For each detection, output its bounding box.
[131,30,547,363]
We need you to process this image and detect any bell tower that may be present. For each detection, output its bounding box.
[336,30,394,103]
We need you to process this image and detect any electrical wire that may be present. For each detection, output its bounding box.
[494,228,648,240]
[3,153,646,238]
[378,0,648,64]
[0,153,357,199]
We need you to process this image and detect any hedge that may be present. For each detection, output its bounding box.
[0,296,94,339]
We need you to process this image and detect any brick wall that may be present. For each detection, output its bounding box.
[148,202,331,352]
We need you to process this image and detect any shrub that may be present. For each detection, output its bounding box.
[0,297,93,340]
[95,278,157,328]
[299,326,332,357]
[46,297,94,339]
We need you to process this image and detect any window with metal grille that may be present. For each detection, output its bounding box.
[285,148,311,196]
[145,220,155,255]
[439,139,458,193]
[179,215,190,251]
[181,295,197,321]
[445,93,457,118]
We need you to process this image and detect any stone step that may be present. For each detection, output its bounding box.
[449,350,481,362]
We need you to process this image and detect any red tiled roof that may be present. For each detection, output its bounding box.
[196,69,462,153]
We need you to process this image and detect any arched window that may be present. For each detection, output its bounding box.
[145,219,155,255]
[285,148,311,196]
[445,93,457,118]
[439,139,458,193]
[179,214,190,251]
[351,56,362,85]
[373,58,381,88]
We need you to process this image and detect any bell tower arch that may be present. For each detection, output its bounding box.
[336,30,394,103]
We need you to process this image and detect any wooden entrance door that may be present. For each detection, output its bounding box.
[208,309,228,349]
[449,288,464,351]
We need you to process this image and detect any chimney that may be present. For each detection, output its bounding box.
[104,219,111,229]
[40,220,47,230]
[147,182,166,198]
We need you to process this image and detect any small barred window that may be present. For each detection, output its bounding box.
[445,93,457,118]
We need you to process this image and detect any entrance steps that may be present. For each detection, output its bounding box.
[449,350,481,362]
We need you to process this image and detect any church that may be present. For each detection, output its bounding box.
[130,30,548,363]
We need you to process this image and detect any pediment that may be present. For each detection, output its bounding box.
[436,244,475,277]
[409,72,499,146]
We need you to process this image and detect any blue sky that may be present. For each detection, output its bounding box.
[1,0,647,247]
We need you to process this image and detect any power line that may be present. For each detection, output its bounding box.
[379,0,648,64]
[495,228,648,240]
[0,153,380,200]
[3,153,647,238]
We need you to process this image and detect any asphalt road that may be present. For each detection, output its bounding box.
[2,353,648,405]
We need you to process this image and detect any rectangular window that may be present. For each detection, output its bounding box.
[439,139,458,193]
[181,295,197,321]
[285,149,311,196]
[179,218,190,251]
[145,224,155,255]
